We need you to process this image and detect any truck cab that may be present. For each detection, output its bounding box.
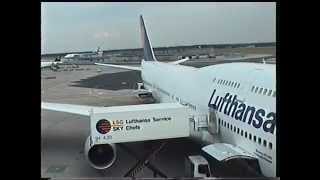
[185,155,211,178]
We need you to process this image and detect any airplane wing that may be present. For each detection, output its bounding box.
[42,102,190,118]
[223,54,274,61]
[42,102,191,143]
[170,57,190,65]
[95,63,141,71]
[42,102,96,116]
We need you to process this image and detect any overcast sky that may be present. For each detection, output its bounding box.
[41,2,276,54]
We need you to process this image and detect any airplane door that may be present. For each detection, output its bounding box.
[208,107,219,135]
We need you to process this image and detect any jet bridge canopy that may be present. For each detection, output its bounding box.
[202,143,257,162]
[202,143,263,177]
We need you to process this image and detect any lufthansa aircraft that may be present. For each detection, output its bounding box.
[42,16,276,177]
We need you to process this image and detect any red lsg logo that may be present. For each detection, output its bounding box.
[96,119,111,134]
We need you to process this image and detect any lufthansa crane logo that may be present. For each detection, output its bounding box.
[96,119,111,134]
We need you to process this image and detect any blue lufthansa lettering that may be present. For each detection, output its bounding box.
[253,109,265,128]
[263,112,276,134]
[208,89,276,134]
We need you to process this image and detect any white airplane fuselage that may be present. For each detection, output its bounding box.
[141,60,276,177]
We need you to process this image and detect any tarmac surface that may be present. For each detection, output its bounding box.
[41,65,203,178]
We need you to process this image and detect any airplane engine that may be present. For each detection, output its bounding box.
[84,136,117,170]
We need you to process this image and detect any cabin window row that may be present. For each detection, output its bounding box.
[251,85,276,98]
[213,78,240,89]
[218,118,273,150]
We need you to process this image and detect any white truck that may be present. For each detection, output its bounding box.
[185,155,211,178]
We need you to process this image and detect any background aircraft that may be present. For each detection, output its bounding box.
[63,47,103,62]
[41,58,62,70]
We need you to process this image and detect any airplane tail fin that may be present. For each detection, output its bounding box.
[140,15,157,61]
[96,46,103,56]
